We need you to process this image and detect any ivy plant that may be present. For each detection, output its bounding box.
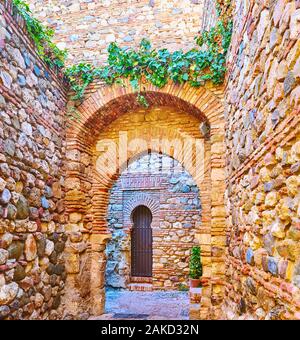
[189,246,203,280]
[65,19,232,105]
[12,0,67,68]
[12,0,232,107]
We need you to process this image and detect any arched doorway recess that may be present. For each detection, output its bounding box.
[105,151,202,292]
[62,80,226,320]
[131,205,153,278]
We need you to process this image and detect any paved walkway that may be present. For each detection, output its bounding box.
[90,288,189,320]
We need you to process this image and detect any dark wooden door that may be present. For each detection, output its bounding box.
[131,205,153,277]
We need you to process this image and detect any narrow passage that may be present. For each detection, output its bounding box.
[91,288,189,320]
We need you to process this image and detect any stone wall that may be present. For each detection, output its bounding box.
[106,152,201,290]
[27,0,204,65]
[3,0,300,321]
[202,0,219,31]
[1,0,227,320]
[0,1,67,319]
[224,0,300,320]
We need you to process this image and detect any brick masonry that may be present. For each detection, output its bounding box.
[2,0,300,321]
[20,0,226,320]
[0,0,225,320]
[62,84,226,318]
[106,153,201,290]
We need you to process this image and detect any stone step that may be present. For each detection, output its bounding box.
[128,283,153,291]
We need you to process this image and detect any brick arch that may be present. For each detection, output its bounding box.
[64,80,226,320]
[123,193,160,228]
[105,150,203,290]
[112,148,203,229]
[106,149,203,234]
[89,130,208,242]
[101,146,204,215]
[91,126,207,193]
[67,80,225,147]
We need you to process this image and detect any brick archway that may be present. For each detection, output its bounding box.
[106,151,203,291]
[67,80,224,144]
[124,192,160,229]
[63,80,226,320]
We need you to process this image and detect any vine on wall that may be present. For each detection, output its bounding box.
[11,0,67,68]
[11,0,232,106]
[66,19,232,106]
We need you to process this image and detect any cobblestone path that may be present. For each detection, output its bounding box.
[90,289,189,320]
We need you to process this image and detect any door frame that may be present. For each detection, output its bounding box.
[130,205,153,278]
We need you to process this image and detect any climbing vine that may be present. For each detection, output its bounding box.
[12,0,232,106]
[65,19,232,105]
[12,0,67,68]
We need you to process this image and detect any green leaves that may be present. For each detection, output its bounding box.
[189,246,203,279]
[63,0,232,105]
[139,38,151,52]
[12,0,232,109]
[12,0,232,108]
[12,0,67,69]
[130,78,139,91]
[65,17,232,104]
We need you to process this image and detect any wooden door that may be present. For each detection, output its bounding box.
[131,205,153,277]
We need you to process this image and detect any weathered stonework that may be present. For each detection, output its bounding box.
[3,0,300,321]
[106,153,201,290]
[0,1,67,319]
[224,0,300,320]
[0,0,227,320]
[27,0,205,65]
[202,0,219,31]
